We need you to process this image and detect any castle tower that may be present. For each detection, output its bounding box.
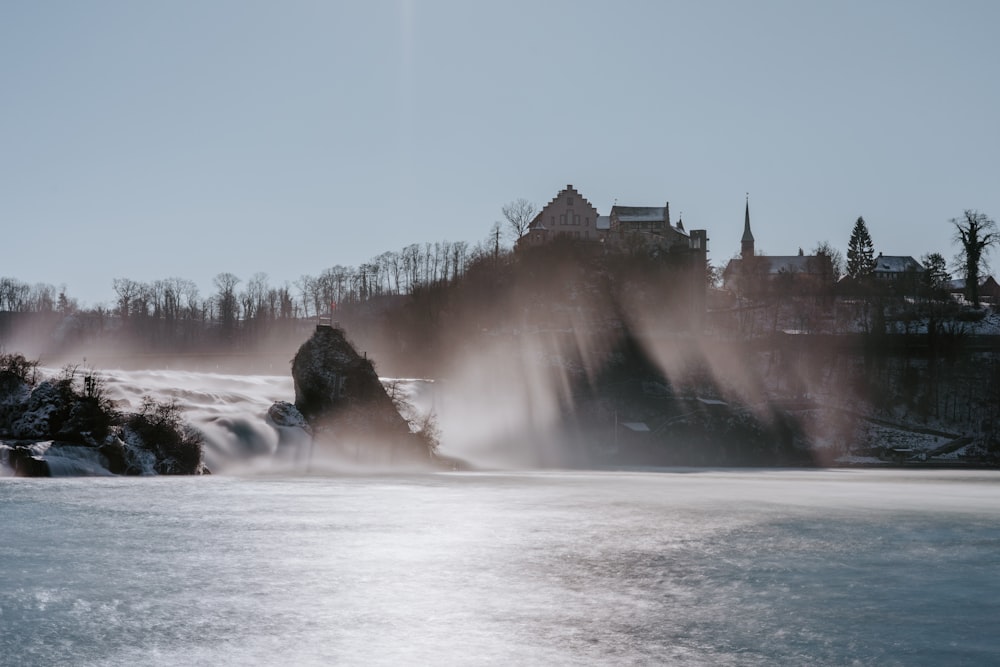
[741,195,755,259]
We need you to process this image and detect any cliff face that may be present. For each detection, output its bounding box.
[290,325,430,464]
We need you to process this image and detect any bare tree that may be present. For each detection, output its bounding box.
[316,268,337,314]
[383,251,402,294]
[450,241,468,281]
[488,221,504,263]
[112,278,142,320]
[951,210,998,308]
[177,278,200,321]
[241,272,269,321]
[438,242,452,283]
[129,282,153,320]
[296,274,316,318]
[0,277,27,311]
[402,243,421,290]
[502,198,537,241]
[213,272,241,332]
[812,241,845,280]
[31,283,57,313]
[277,283,296,319]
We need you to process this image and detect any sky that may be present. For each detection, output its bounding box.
[2,0,998,307]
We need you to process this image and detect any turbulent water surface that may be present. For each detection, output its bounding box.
[2,469,999,666]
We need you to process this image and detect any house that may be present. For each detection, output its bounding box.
[834,254,926,297]
[865,253,925,296]
[519,184,600,248]
[946,276,1000,305]
[722,197,834,294]
[872,254,925,282]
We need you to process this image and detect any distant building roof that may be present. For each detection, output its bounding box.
[725,255,829,277]
[873,255,924,275]
[946,276,998,291]
[765,256,819,275]
[613,206,668,223]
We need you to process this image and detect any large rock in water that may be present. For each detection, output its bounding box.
[291,325,431,465]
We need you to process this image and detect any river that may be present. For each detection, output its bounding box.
[2,469,998,666]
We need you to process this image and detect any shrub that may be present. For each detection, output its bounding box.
[0,353,38,388]
[51,365,116,442]
[956,308,987,322]
[411,409,441,455]
[124,397,203,474]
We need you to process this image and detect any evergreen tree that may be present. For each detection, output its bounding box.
[846,217,876,280]
[920,252,949,294]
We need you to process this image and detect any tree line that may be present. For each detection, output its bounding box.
[0,230,514,359]
[0,238,496,319]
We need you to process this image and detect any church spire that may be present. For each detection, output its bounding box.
[741,193,755,259]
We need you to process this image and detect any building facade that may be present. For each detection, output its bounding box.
[519,185,601,248]
[603,203,691,253]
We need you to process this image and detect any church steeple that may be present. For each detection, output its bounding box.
[741,194,755,259]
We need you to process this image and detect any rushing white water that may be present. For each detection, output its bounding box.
[1,469,998,666]
[96,369,302,473]
[3,369,439,476]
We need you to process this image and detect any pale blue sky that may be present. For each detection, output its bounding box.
[2,1,998,306]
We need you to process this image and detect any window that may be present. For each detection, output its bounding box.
[574,214,580,225]
[567,196,574,206]
[560,214,566,225]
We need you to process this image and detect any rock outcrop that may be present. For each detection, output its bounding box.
[289,325,433,466]
[267,401,312,433]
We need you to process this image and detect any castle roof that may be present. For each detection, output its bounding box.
[612,206,669,223]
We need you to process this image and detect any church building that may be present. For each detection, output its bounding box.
[722,197,833,294]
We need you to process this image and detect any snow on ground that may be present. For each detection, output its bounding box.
[857,422,948,451]
[834,455,885,465]
[885,309,1000,336]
